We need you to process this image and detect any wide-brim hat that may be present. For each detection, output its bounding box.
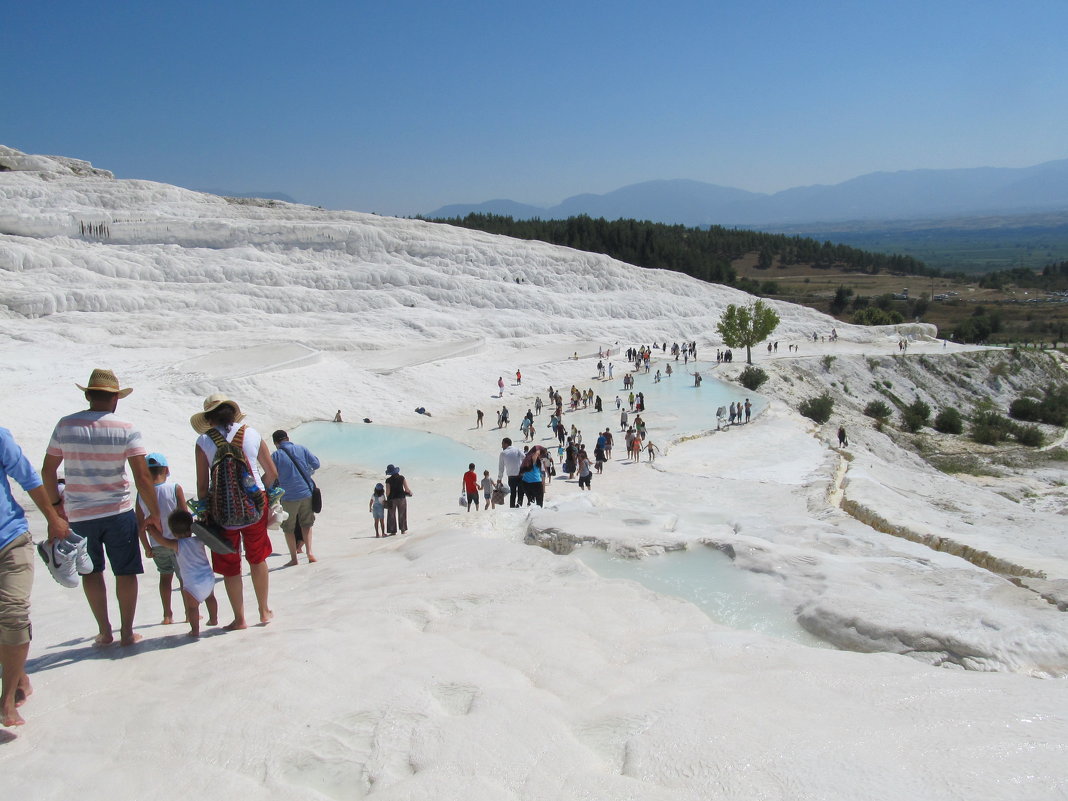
[385,464,399,476]
[190,393,245,434]
[77,368,132,398]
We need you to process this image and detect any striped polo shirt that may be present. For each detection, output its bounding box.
[46,410,146,522]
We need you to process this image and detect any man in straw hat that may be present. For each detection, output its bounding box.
[41,369,161,647]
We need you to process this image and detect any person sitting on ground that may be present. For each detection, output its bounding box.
[333,410,343,422]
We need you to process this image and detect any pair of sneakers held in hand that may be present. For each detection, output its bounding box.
[37,532,93,589]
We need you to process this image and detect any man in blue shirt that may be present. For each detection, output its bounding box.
[270,430,321,566]
[1,427,70,727]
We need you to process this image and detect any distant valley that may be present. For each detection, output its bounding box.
[428,161,1068,272]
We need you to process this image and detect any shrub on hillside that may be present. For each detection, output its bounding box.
[933,406,963,435]
[864,400,892,420]
[1015,424,1045,447]
[1009,397,1042,422]
[901,399,931,433]
[972,410,1013,445]
[738,365,768,391]
[853,307,904,326]
[1010,385,1068,426]
[799,393,834,424]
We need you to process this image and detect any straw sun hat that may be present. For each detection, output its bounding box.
[76,368,133,398]
[190,393,246,434]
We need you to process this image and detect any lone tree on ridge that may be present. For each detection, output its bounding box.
[716,299,781,365]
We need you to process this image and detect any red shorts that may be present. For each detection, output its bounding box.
[211,502,272,577]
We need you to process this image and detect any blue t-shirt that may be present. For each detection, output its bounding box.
[521,464,542,483]
[0,427,43,550]
[270,441,320,501]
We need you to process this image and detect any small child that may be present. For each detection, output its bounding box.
[159,510,219,637]
[135,453,187,625]
[645,441,660,462]
[370,483,386,537]
[480,470,495,510]
[462,463,480,512]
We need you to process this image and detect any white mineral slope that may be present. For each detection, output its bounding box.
[2,147,1067,799]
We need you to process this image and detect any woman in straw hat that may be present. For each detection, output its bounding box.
[191,394,278,629]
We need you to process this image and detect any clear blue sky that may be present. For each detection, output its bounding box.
[4,0,1067,216]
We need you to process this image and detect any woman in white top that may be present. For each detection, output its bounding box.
[191,394,278,630]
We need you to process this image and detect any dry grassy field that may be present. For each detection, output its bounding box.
[733,255,1068,344]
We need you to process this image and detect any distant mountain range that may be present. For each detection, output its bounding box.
[428,160,1068,227]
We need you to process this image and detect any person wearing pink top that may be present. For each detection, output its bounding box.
[42,369,161,647]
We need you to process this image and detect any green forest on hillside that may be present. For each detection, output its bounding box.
[425,213,933,293]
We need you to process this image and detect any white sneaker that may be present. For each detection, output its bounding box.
[67,532,94,575]
[37,538,81,588]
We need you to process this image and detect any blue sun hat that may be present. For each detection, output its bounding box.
[146,452,168,468]
[385,464,399,476]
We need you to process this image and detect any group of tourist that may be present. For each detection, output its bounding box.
[1,369,325,727]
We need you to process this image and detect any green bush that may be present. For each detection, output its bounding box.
[738,365,768,391]
[901,399,931,433]
[972,410,1013,445]
[1010,386,1068,426]
[1009,397,1042,422]
[799,393,834,424]
[864,400,892,419]
[1015,425,1045,447]
[821,355,836,371]
[933,407,963,435]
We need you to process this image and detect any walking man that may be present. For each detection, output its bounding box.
[42,369,161,647]
[271,430,321,565]
[497,438,524,508]
[2,428,70,726]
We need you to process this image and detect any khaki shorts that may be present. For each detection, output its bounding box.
[151,545,182,578]
[0,533,34,646]
[280,496,316,535]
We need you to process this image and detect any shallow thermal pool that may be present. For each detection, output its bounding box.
[574,545,831,648]
[597,363,767,440]
[292,421,496,477]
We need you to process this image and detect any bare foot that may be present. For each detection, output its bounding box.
[162,615,174,625]
[307,555,318,563]
[14,677,32,707]
[224,619,248,631]
[93,633,114,647]
[206,616,219,626]
[120,633,143,646]
[1,704,25,727]
[188,628,201,638]
[259,609,274,624]
[283,559,298,567]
